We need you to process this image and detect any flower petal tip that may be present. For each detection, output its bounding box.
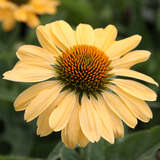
[24,113,32,123]
[105,24,117,32]
[134,34,142,42]
[154,81,159,87]
[2,76,6,80]
[108,137,115,144]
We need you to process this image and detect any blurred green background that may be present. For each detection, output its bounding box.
[0,0,160,160]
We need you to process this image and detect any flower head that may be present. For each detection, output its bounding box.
[0,0,59,31]
[3,20,158,148]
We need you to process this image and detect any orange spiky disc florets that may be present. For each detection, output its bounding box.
[54,45,113,101]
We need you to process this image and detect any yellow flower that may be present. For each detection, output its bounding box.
[0,0,59,31]
[3,20,158,148]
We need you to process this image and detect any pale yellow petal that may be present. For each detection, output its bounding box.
[1,10,16,31]
[37,91,68,137]
[108,85,152,122]
[104,104,124,138]
[112,79,157,101]
[61,106,79,148]
[61,105,89,148]
[111,50,151,68]
[94,25,117,51]
[37,105,53,137]
[2,19,15,31]
[16,45,56,64]
[49,92,76,131]
[110,69,158,86]
[94,29,106,49]
[50,20,76,49]
[0,0,16,8]
[76,24,94,45]
[106,35,142,59]
[24,84,62,122]
[31,0,59,14]
[103,25,117,50]
[26,12,40,28]
[79,96,101,142]
[14,81,57,111]
[78,130,89,147]
[36,25,62,56]
[91,97,114,144]
[0,8,16,31]
[103,92,137,128]
[14,8,27,22]
[3,61,55,82]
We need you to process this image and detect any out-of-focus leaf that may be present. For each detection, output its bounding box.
[0,155,42,160]
[47,142,79,160]
[0,87,18,102]
[105,126,160,160]
[0,106,34,156]
[148,102,160,108]
[156,9,160,32]
[87,139,109,160]
[60,0,97,25]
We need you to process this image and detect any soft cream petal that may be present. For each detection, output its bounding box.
[26,12,40,28]
[14,8,27,22]
[62,129,88,148]
[108,85,152,122]
[103,92,137,128]
[37,105,53,137]
[16,45,56,64]
[50,20,76,49]
[14,81,57,111]
[78,130,89,147]
[3,61,55,82]
[91,97,114,144]
[3,19,16,32]
[103,25,117,49]
[49,92,76,131]
[24,84,62,122]
[37,91,68,137]
[2,12,16,31]
[31,0,59,14]
[112,79,157,101]
[0,0,16,8]
[61,106,79,148]
[61,105,89,148]
[103,103,124,138]
[94,25,117,51]
[106,35,142,59]
[79,96,101,143]
[0,8,16,31]
[94,29,106,49]
[76,24,94,45]
[110,69,158,86]
[36,25,62,56]
[111,50,151,68]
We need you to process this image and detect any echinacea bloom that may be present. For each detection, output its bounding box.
[3,20,158,148]
[0,0,59,31]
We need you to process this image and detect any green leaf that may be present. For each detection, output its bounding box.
[47,142,79,160]
[87,139,109,160]
[0,155,42,160]
[0,105,34,156]
[148,102,160,108]
[60,0,97,25]
[0,87,18,102]
[105,126,160,160]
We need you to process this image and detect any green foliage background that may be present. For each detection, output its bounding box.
[0,0,160,159]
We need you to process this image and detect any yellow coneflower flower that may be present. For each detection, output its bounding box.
[3,20,158,148]
[0,0,59,31]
